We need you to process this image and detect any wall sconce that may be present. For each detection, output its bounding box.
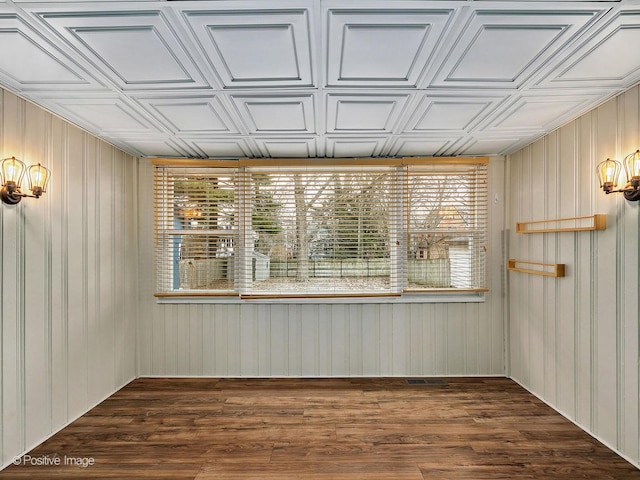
[596,150,640,201]
[0,156,50,205]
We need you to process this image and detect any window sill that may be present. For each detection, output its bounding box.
[155,291,487,304]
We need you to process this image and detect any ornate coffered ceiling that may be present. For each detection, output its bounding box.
[0,0,637,158]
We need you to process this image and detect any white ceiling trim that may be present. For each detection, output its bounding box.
[0,0,637,158]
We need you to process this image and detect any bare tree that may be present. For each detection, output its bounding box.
[408,174,469,260]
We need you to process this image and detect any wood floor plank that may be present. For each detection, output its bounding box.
[1,378,639,479]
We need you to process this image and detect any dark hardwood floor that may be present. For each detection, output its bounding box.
[2,377,639,479]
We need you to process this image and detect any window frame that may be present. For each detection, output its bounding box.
[154,157,489,303]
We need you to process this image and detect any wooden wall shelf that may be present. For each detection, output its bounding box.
[507,259,565,277]
[516,215,606,234]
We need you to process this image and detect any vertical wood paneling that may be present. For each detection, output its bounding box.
[594,99,619,444]
[2,91,25,459]
[488,158,506,375]
[297,304,315,376]
[164,304,179,375]
[65,125,87,420]
[378,304,393,375]
[529,139,545,396]
[240,305,259,375]
[465,304,479,375]
[23,102,49,448]
[202,306,215,375]
[509,149,529,384]
[283,305,302,377]
[557,122,577,419]
[446,304,465,374]
[176,305,190,375]
[270,305,288,375]
[619,87,640,461]
[50,117,68,431]
[361,304,379,376]
[409,303,423,375]
[0,87,138,469]
[391,304,410,375]
[257,307,269,376]
[348,305,363,375]
[544,132,559,405]
[423,304,437,375]
[189,304,204,375]
[317,305,332,376]
[227,305,242,376]
[86,136,99,404]
[330,305,349,376]
[433,303,447,373]
[575,113,594,429]
[136,160,154,375]
[507,84,640,468]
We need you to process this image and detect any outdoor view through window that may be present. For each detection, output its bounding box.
[154,159,488,298]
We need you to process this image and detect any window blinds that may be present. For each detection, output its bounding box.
[241,167,402,296]
[155,168,238,294]
[154,159,488,297]
[405,163,488,291]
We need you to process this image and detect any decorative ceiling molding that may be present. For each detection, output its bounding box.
[183,8,314,88]
[230,93,316,133]
[536,9,640,89]
[36,10,211,90]
[325,8,453,87]
[0,0,636,158]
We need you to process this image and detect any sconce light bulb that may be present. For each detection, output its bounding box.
[1,157,26,188]
[0,157,50,205]
[596,151,640,201]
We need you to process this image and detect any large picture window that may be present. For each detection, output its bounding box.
[154,158,488,298]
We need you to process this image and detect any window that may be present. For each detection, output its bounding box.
[406,164,488,291]
[154,158,488,298]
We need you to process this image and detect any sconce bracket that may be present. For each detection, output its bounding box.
[623,188,640,202]
[0,187,23,205]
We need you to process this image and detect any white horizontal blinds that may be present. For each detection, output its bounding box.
[241,167,400,295]
[154,158,489,297]
[155,167,238,294]
[406,163,488,290]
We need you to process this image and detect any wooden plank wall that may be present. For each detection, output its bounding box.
[136,157,506,378]
[0,88,138,469]
[507,85,640,467]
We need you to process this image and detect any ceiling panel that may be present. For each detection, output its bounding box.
[326,93,410,133]
[36,10,210,90]
[231,94,315,133]
[253,137,318,157]
[325,8,452,87]
[454,136,524,156]
[44,96,159,135]
[183,9,314,88]
[537,10,640,89]
[0,31,79,84]
[0,15,101,92]
[136,95,240,134]
[428,8,606,89]
[115,137,195,158]
[190,138,255,158]
[325,137,388,158]
[0,1,637,159]
[389,137,453,157]
[487,93,606,133]
[403,93,504,135]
